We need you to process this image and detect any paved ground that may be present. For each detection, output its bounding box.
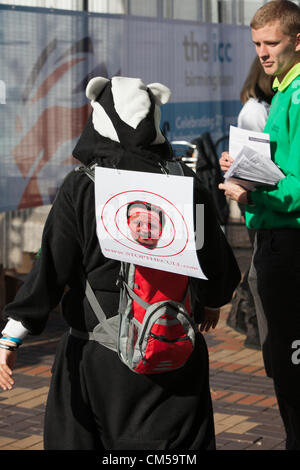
[0,224,287,451]
[0,304,286,451]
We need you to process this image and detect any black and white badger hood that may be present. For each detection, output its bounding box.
[73,76,173,167]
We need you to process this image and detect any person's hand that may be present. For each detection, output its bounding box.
[219,152,234,173]
[218,182,248,204]
[199,307,220,333]
[0,348,17,391]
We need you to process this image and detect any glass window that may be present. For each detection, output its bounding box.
[88,0,127,14]
[243,0,265,26]
[173,0,198,21]
[163,0,226,24]
[203,0,219,23]
[0,0,83,9]
[163,0,172,19]
[218,0,234,24]
[1,1,294,23]
[129,0,157,17]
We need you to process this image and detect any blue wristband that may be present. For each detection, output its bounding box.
[1,335,23,345]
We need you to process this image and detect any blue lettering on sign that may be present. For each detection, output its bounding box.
[212,33,232,63]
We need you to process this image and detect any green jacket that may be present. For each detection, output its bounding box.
[245,62,300,229]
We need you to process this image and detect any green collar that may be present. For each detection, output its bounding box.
[273,62,300,91]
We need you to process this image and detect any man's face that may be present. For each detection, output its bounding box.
[252,20,300,81]
[127,205,162,249]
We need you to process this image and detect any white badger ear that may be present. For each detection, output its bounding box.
[86,77,109,101]
[147,82,171,105]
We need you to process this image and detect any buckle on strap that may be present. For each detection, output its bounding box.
[69,327,94,340]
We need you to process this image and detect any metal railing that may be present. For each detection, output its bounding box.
[0,207,50,269]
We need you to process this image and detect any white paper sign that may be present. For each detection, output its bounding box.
[229,125,271,160]
[94,167,207,279]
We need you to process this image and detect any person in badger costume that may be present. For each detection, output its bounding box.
[0,77,240,451]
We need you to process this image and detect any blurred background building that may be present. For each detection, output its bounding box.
[0,0,298,288]
[0,0,282,24]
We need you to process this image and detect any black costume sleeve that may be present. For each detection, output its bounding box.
[2,173,83,335]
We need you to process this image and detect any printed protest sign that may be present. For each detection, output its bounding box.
[95,167,207,279]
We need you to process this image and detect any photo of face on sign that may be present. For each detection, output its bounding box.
[126,201,165,250]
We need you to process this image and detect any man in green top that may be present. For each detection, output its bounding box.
[219,0,300,450]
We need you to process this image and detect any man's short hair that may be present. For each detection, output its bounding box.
[127,201,165,227]
[250,0,300,39]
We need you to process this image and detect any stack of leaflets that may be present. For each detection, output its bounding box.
[225,145,285,190]
[225,126,285,191]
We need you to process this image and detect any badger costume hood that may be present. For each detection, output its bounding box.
[73,76,173,167]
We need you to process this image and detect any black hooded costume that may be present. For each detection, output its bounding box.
[2,77,240,450]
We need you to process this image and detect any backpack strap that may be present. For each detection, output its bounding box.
[75,163,96,182]
[119,259,190,312]
[123,280,191,312]
[165,160,184,176]
[75,160,184,181]
[85,280,107,323]
[122,282,150,310]
[70,280,116,345]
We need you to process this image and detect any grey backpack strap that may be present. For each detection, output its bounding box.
[166,160,184,176]
[75,163,96,182]
[118,262,150,310]
[85,280,107,323]
[122,282,150,310]
[71,280,118,350]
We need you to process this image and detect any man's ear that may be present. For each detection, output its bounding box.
[295,32,300,52]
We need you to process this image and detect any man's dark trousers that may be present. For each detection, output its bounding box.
[248,228,300,450]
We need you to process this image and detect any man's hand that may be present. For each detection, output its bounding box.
[218,182,248,204]
[0,349,17,391]
[199,307,220,333]
[219,151,234,173]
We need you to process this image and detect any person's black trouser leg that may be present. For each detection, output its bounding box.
[274,382,300,450]
[248,229,300,449]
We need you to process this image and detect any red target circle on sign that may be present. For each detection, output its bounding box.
[101,190,189,257]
